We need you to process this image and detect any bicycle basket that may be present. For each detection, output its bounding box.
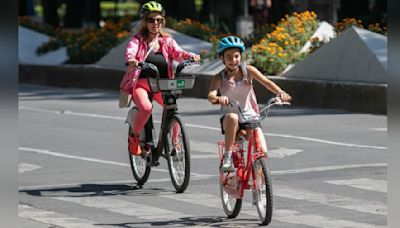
[148,76,195,92]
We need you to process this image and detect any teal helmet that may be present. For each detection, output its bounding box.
[217,36,245,54]
[140,1,166,18]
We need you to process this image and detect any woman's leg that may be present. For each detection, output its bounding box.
[131,84,153,136]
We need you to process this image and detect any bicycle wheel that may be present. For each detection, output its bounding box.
[165,115,190,193]
[219,175,242,218]
[128,125,151,186]
[253,157,273,225]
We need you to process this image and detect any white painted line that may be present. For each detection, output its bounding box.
[19,146,386,180]
[274,185,386,215]
[274,209,385,228]
[19,106,387,150]
[271,163,387,175]
[19,163,41,173]
[369,128,387,132]
[19,204,98,228]
[266,133,387,150]
[191,147,303,159]
[325,178,387,193]
[54,196,191,221]
[19,146,209,177]
[269,147,303,158]
[190,140,218,153]
[160,192,385,228]
[19,146,131,167]
[19,175,216,192]
[19,106,125,121]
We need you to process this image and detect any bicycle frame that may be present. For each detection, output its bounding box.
[218,123,266,199]
[219,97,289,198]
[143,91,180,166]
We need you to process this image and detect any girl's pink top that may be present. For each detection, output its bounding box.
[120,33,196,94]
[219,64,260,123]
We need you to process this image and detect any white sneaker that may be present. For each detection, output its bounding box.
[221,153,235,172]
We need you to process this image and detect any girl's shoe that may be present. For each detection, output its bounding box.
[128,134,141,156]
[221,153,235,172]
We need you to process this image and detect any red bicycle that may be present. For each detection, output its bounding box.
[218,97,290,225]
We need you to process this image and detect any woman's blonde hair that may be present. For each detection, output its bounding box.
[130,13,167,39]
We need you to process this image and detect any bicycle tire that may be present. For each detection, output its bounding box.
[165,115,190,193]
[128,125,151,186]
[219,175,242,218]
[253,157,273,225]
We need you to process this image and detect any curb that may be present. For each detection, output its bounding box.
[19,64,386,114]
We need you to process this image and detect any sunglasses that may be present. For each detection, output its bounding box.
[146,18,164,24]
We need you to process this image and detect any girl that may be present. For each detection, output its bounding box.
[207,36,291,171]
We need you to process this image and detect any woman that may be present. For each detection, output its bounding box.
[120,1,201,156]
[207,36,291,171]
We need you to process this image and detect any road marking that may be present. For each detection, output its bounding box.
[54,196,191,221]
[190,140,218,153]
[18,146,387,191]
[18,146,210,178]
[269,147,303,158]
[369,128,387,132]
[19,162,387,192]
[275,185,386,215]
[190,146,303,159]
[274,209,385,228]
[19,204,98,228]
[19,106,387,150]
[19,163,41,173]
[271,163,387,175]
[325,178,387,193]
[160,192,385,228]
[266,133,386,150]
[19,175,216,192]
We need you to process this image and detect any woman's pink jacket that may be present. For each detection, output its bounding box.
[120,33,196,94]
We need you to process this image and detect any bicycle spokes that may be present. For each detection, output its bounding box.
[253,158,273,225]
[166,116,190,193]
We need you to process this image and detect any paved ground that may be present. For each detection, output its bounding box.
[19,84,387,227]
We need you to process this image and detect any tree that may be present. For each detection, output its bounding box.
[40,0,60,27]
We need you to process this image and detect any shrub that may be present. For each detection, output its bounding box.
[251,11,319,75]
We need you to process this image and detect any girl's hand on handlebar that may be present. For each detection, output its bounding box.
[218,96,229,106]
[278,91,292,102]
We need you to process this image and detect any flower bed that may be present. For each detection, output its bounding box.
[19,15,133,64]
[19,13,387,66]
[335,18,387,35]
[251,11,319,75]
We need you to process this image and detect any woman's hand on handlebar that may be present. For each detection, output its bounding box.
[126,58,139,68]
[191,55,201,62]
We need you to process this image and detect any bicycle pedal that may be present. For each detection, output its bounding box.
[151,160,160,166]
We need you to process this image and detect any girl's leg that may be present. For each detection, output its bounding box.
[222,113,239,151]
[221,113,239,171]
[255,127,268,153]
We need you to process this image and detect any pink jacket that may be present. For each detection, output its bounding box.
[120,33,196,94]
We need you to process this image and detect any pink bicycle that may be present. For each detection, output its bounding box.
[218,97,290,225]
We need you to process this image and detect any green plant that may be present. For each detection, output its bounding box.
[251,11,319,75]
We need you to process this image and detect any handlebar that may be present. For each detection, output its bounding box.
[228,97,290,122]
[125,58,198,78]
